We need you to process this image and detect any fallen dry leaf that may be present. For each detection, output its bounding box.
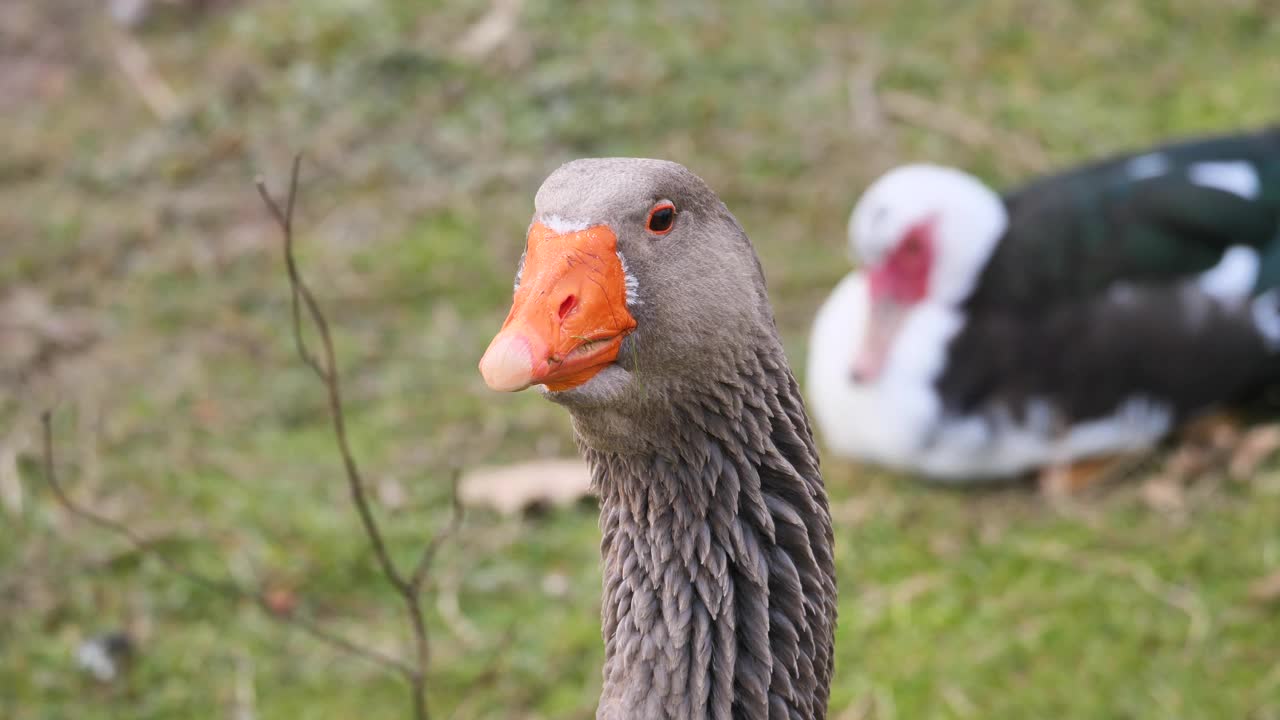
[1248,570,1280,604]
[453,0,525,62]
[1229,424,1280,481]
[458,458,593,516]
[1140,476,1186,514]
[0,287,99,378]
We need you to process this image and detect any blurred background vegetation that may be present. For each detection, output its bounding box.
[3,1,1279,718]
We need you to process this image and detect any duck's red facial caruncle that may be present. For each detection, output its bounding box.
[854,215,937,383]
[479,222,637,393]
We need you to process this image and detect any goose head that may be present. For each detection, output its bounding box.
[479,158,773,444]
[847,164,1007,383]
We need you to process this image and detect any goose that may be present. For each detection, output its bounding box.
[479,158,838,719]
[808,127,1280,488]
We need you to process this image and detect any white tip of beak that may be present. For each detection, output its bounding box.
[479,332,535,392]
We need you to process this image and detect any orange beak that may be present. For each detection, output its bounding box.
[479,222,637,392]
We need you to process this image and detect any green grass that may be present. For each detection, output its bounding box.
[3,1,1280,718]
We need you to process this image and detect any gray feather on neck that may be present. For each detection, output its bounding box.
[584,337,837,720]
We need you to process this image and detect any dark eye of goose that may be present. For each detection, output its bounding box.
[646,202,676,235]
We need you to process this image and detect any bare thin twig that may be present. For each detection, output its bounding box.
[39,411,412,676]
[255,159,407,593]
[256,156,464,720]
[256,156,325,381]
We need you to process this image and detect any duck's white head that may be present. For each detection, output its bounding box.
[847,164,1008,382]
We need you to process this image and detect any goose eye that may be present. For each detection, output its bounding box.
[646,203,676,235]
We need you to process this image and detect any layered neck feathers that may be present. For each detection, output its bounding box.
[582,342,837,720]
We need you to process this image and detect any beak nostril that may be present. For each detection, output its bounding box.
[558,294,577,320]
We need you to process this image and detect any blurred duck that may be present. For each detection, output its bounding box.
[808,127,1280,487]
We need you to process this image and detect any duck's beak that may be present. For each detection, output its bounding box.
[850,298,907,383]
[850,267,909,384]
[479,222,637,393]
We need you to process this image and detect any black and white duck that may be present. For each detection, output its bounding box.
[808,127,1280,485]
